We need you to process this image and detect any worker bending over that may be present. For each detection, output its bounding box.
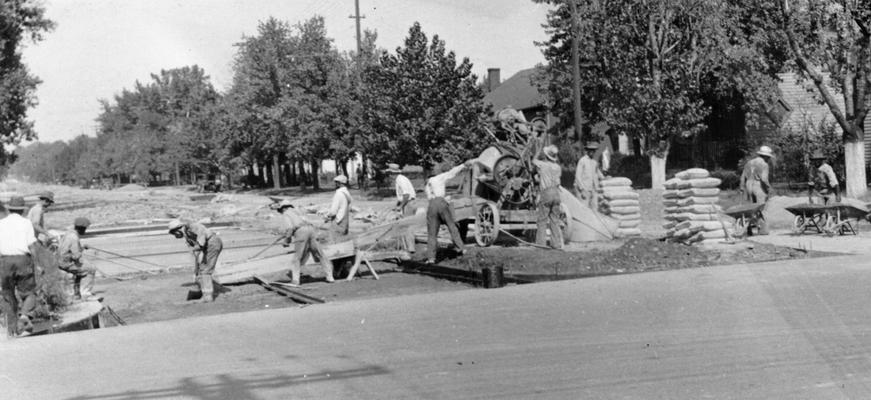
[168,219,223,302]
[424,162,469,264]
[810,150,840,204]
[57,217,97,300]
[740,145,773,235]
[273,200,334,285]
[534,145,564,249]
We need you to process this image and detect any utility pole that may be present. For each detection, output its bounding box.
[568,0,584,143]
[349,0,365,57]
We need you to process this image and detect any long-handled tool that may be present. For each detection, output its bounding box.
[246,236,286,261]
[85,253,160,276]
[87,245,165,268]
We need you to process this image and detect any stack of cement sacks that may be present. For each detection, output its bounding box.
[662,168,730,243]
[599,177,642,237]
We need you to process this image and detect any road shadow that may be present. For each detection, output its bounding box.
[64,364,389,400]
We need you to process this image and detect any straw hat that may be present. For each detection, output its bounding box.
[276,199,294,209]
[543,145,559,162]
[74,217,91,228]
[810,150,826,160]
[383,163,402,174]
[584,142,599,150]
[167,219,184,232]
[334,175,349,185]
[5,196,26,211]
[38,191,55,203]
[757,145,774,157]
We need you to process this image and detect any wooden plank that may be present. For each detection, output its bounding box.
[253,276,325,304]
[216,240,358,284]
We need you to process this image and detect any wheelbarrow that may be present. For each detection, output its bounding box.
[784,203,829,235]
[724,203,765,238]
[820,202,869,236]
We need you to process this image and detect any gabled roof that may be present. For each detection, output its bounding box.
[483,68,547,111]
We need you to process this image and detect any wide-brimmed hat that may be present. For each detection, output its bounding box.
[757,145,774,157]
[5,196,26,211]
[584,142,599,150]
[383,163,402,174]
[276,199,294,209]
[74,217,91,228]
[38,191,55,203]
[334,175,348,185]
[810,150,826,160]
[543,145,559,162]
[167,219,184,233]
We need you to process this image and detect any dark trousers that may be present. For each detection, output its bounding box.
[426,197,465,261]
[1,254,37,336]
[197,236,223,298]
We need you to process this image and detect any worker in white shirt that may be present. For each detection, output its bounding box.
[27,191,55,243]
[424,162,470,264]
[574,142,604,209]
[0,196,39,337]
[327,175,352,237]
[385,163,417,252]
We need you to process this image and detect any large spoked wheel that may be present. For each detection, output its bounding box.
[492,155,520,188]
[792,214,805,234]
[733,216,748,238]
[474,201,501,247]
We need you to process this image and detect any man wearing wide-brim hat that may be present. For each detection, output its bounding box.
[810,150,840,204]
[384,163,417,253]
[27,191,55,242]
[271,200,334,285]
[574,142,605,210]
[326,175,352,237]
[740,145,774,235]
[57,217,97,300]
[0,196,39,337]
[532,145,565,249]
[168,218,223,302]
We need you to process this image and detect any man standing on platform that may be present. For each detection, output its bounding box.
[0,196,39,337]
[386,163,417,252]
[424,162,469,264]
[574,142,604,210]
[28,191,55,242]
[168,219,223,302]
[533,145,565,249]
[740,145,773,235]
[57,217,97,301]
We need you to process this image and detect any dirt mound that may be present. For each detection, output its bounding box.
[115,184,146,191]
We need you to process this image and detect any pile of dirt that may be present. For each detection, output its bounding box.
[114,184,146,191]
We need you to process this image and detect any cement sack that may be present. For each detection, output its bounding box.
[602,191,640,201]
[607,199,640,208]
[609,206,641,215]
[675,168,710,180]
[676,220,728,232]
[616,228,642,237]
[676,196,719,207]
[618,219,641,228]
[611,212,641,221]
[680,204,722,214]
[599,185,633,194]
[663,199,679,208]
[600,177,632,187]
[664,206,681,214]
[684,177,722,189]
[671,226,702,239]
[669,213,719,222]
[663,221,676,230]
[677,188,720,198]
[663,190,683,199]
[693,230,728,240]
[664,178,682,190]
[559,187,616,242]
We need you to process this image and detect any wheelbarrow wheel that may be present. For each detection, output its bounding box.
[733,217,748,238]
[474,201,500,247]
[792,215,805,234]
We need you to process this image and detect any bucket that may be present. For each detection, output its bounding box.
[481,266,504,288]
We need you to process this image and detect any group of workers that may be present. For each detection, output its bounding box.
[2,192,97,338]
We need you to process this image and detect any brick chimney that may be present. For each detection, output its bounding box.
[487,68,501,92]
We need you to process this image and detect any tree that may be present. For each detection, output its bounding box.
[361,22,489,171]
[0,1,53,160]
[771,0,871,198]
[535,0,779,188]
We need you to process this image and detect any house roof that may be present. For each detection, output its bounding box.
[483,68,547,111]
[775,72,844,131]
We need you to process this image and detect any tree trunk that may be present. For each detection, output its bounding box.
[311,160,320,190]
[339,158,349,180]
[283,162,292,187]
[297,160,306,188]
[271,154,281,189]
[174,162,181,186]
[844,138,867,198]
[617,133,629,155]
[650,150,668,190]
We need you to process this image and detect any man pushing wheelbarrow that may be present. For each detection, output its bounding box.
[737,145,774,236]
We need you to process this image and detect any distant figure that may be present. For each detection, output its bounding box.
[385,163,417,253]
[27,191,55,243]
[168,219,223,302]
[810,150,840,204]
[533,145,564,249]
[273,200,334,285]
[0,196,39,337]
[424,162,469,264]
[356,165,366,189]
[574,142,604,210]
[740,145,773,235]
[57,217,97,301]
[327,175,352,237]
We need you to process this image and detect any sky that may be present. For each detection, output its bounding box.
[20,0,553,143]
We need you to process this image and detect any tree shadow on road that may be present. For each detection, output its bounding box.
[64,364,390,400]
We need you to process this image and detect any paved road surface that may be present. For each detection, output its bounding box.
[4,254,871,399]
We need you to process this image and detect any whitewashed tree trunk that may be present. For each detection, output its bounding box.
[650,150,668,189]
[617,133,630,155]
[844,139,867,198]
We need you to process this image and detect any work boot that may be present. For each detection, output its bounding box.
[73,281,82,301]
[199,274,214,303]
[17,315,33,336]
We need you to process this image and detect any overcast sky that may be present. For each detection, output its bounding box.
[20,0,552,143]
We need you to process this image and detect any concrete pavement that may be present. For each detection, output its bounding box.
[5,254,871,399]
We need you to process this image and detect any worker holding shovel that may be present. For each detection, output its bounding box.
[168,219,223,303]
[272,200,335,286]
